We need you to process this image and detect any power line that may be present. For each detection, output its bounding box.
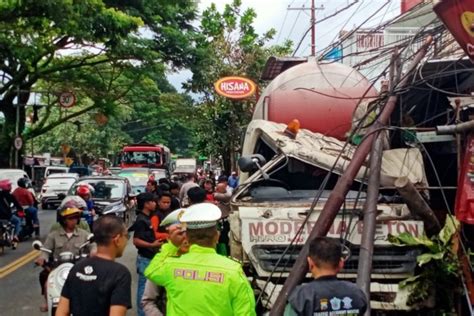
[275,4,290,43]
[285,6,303,42]
[292,0,360,56]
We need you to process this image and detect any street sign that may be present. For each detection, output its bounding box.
[434,0,474,62]
[214,76,257,99]
[14,136,23,150]
[58,91,76,108]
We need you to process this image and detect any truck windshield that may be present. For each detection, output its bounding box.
[122,151,161,165]
[242,156,365,200]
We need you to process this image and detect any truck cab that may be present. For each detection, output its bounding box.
[230,119,429,310]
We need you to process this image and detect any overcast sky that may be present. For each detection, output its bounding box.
[168,0,402,92]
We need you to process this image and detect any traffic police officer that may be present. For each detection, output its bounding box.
[145,203,256,316]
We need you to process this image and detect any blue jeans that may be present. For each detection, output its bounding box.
[136,255,151,316]
[25,207,39,226]
[10,214,21,237]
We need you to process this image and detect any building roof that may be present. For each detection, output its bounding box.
[260,56,308,80]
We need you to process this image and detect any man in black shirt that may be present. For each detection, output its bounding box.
[56,215,131,316]
[132,192,162,316]
[285,237,367,316]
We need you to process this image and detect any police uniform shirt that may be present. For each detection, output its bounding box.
[286,275,367,316]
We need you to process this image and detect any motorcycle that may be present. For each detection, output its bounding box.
[11,203,35,241]
[17,208,35,241]
[32,235,93,316]
[0,219,15,253]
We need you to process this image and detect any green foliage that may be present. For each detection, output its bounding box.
[388,216,462,310]
[0,0,198,167]
[32,61,197,158]
[186,0,292,172]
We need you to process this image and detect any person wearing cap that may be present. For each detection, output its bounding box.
[34,206,95,312]
[145,203,256,316]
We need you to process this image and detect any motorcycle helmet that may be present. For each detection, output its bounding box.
[17,177,29,188]
[58,206,82,226]
[0,179,11,191]
[60,207,82,218]
[59,196,87,211]
[76,185,91,197]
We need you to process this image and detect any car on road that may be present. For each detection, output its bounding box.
[109,167,122,176]
[118,168,150,194]
[150,168,169,181]
[0,169,30,191]
[39,173,79,209]
[44,166,69,178]
[67,176,136,227]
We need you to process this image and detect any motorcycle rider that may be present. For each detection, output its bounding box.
[34,205,95,312]
[50,196,91,233]
[76,185,95,231]
[13,177,40,238]
[0,179,23,247]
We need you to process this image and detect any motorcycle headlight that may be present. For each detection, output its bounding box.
[48,262,74,293]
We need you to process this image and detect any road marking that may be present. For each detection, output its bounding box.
[0,250,39,279]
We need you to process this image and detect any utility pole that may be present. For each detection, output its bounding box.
[356,134,383,316]
[288,0,324,56]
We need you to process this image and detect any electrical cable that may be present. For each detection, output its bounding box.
[275,4,290,43]
[257,58,397,306]
[292,0,361,56]
[286,8,303,43]
[258,19,449,305]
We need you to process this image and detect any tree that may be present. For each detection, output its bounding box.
[0,0,198,167]
[33,62,198,160]
[186,0,292,173]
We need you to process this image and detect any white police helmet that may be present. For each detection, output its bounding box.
[160,203,222,230]
[160,208,187,227]
[181,203,222,229]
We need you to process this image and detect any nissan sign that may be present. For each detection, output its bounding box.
[214,76,257,99]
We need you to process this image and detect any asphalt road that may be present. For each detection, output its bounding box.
[0,209,139,316]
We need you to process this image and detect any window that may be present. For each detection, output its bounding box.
[122,151,161,165]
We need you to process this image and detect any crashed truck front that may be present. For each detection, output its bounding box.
[230,119,428,311]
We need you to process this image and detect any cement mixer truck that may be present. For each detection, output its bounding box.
[229,57,429,311]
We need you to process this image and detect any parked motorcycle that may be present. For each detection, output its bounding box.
[33,235,93,316]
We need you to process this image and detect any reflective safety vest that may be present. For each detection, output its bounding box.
[145,243,256,316]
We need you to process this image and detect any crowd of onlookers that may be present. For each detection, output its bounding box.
[131,171,239,316]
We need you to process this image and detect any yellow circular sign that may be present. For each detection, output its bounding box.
[214,76,257,99]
